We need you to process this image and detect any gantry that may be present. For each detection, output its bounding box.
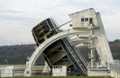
[24,8,113,76]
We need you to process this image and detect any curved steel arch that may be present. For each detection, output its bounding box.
[24,29,90,76]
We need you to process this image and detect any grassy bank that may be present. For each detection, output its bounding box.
[6,76,111,78]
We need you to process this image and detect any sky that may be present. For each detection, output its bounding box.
[0,0,120,46]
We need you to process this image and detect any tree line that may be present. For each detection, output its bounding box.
[0,39,120,65]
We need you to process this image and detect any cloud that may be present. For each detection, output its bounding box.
[0,0,120,45]
[0,11,38,45]
[0,10,26,13]
[0,21,35,45]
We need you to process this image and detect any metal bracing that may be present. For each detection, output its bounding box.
[24,8,115,77]
[24,29,90,76]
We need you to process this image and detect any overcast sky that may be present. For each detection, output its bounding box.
[0,0,120,46]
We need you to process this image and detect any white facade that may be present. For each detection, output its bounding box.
[52,65,67,76]
[69,8,113,67]
[1,66,14,77]
[69,8,98,28]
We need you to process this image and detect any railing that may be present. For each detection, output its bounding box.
[109,63,120,78]
[62,38,87,75]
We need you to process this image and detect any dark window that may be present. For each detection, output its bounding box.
[81,18,84,22]
[89,18,93,24]
[85,18,88,21]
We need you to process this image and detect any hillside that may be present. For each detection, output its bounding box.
[109,39,120,60]
[0,44,44,65]
[0,40,120,65]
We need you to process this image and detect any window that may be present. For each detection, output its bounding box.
[85,18,88,21]
[89,18,93,24]
[81,18,84,22]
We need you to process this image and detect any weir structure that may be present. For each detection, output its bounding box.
[24,8,117,76]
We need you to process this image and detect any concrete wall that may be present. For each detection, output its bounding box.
[52,65,67,76]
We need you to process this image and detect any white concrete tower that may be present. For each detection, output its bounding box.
[69,8,113,67]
